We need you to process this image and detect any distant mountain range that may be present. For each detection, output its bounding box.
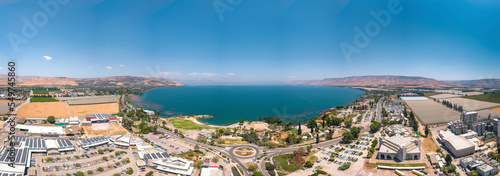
[286,76,500,88]
[0,75,183,87]
[450,79,500,89]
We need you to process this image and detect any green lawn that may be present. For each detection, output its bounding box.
[30,97,58,102]
[48,90,61,92]
[231,167,241,176]
[168,118,215,130]
[463,91,500,104]
[273,154,303,173]
[33,90,49,94]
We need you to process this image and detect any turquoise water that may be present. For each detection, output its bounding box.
[134,85,364,125]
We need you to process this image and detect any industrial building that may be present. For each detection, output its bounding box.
[448,112,486,136]
[460,157,496,176]
[77,136,110,149]
[85,114,113,123]
[377,135,421,161]
[15,125,64,136]
[438,130,475,157]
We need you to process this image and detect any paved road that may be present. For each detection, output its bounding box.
[258,127,369,176]
[376,97,385,122]
[124,95,373,176]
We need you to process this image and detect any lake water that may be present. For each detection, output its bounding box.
[133,85,364,125]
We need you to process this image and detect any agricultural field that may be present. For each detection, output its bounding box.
[429,94,462,99]
[57,95,119,105]
[477,110,500,119]
[30,97,58,102]
[69,103,119,117]
[32,90,49,94]
[438,97,500,111]
[403,98,460,125]
[17,102,69,118]
[464,91,500,104]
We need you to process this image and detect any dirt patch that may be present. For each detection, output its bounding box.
[17,102,69,118]
[83,123,127,137]
[422,136,438,153]
[69,103,119,117]
[493,107,500,112]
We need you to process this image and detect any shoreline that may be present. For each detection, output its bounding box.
[132,86,367,127]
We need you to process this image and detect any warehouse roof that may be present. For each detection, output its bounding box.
[440,130,474,151]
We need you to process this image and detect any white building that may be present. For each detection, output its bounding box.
[438,130,475,157]
[77,136,109,149]
[200,166,223,176]
[153,157,194,176]
[69,116,80,125]
[377,136,421,161]
[15,125,64,136]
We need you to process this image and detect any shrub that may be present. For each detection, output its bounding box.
[126,169,133,175]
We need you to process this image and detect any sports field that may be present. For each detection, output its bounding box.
[57,95,119,105]
[403,99,460,125]
[17,102,70,118]
[69,103,119,117]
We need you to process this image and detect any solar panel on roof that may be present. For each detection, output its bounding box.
[145,154,152,160]
[42,140,46,148]
[0,150,7,161]
[14,149,21,163]
[151,153,157,160]
[161,152,169,157]
[34,139,38,148]
[2,173,7,176]
[9,174,14,176]
[66,140,73,146]
[20,148,27,163]
[57,140,63,147]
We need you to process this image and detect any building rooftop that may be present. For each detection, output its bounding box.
[440,130,475,151]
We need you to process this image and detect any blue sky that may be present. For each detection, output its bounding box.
[0,0,499,84]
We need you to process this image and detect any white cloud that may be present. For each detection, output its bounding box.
[106,66,112,69]
[227,73,235,76]
[0,67,3,70]
[89,66,93,69]
[43,56,52,60]
[120,65,125,67]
